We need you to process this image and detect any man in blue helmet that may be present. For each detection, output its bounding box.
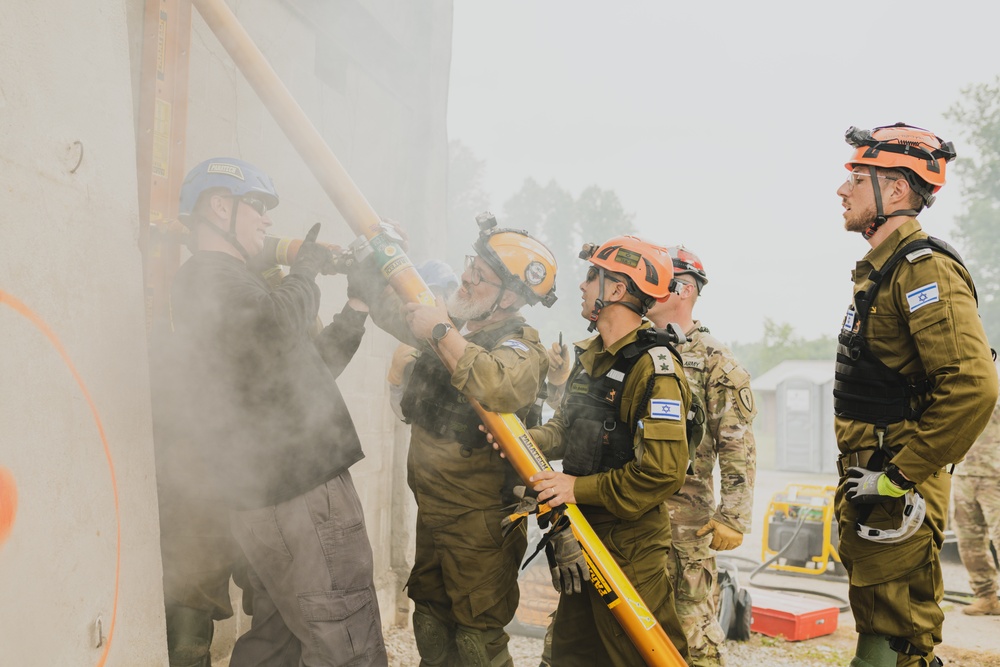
[152,158,386,666]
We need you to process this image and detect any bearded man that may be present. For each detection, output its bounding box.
[363,214,558,667]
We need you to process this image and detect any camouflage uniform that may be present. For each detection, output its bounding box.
[953,401,1000,602]
[666,322,756,667]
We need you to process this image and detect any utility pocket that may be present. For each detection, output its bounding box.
[298,588,381,667]
[316,519,375,591]
[562,417,605,476]
[671,535,715,603]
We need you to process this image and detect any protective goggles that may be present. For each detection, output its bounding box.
[856,490,926,544]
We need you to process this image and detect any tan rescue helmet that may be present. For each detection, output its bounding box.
[472,212,558,307]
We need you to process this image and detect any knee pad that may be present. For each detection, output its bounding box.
[849,633,896,667]
[412,605,453,666]
[164,605,214,667]
[454,626,511,667]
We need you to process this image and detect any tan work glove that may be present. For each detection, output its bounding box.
[546,342,572,386]
[696,518,744,551]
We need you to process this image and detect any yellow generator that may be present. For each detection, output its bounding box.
[761,484,845,576]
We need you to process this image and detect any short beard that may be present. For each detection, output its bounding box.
[843,202,878,234]
[446,287,498,321]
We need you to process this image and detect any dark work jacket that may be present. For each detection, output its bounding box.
[152,251,365,510]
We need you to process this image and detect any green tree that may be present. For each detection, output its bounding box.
[502,178,636,346]
[944,76,1000,345]
[445,140,492,271]
[730,319,837,378]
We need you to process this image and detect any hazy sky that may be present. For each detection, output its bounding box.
[448,2,999,344]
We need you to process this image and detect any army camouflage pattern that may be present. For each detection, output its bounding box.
[833,219,999,662]
[666,323,757,666]
[953,402,1000,600]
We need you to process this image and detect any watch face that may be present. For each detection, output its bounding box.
[432,322,451,340]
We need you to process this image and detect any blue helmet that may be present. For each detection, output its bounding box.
[179,158,279,224]
[416,260,459,296]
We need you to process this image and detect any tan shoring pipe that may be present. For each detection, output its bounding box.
[190,1,686,664]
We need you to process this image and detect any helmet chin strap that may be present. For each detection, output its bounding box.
[468,286,507,322]
[193,201,253,261]
[586,267,646,332]
[862,165,922,240]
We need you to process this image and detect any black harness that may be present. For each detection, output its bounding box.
[834,237,972,428]
[400,317,546,454]
[561,327,684,476]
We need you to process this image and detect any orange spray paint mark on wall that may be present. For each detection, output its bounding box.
[0,466,16,546]
[0,290,120,667]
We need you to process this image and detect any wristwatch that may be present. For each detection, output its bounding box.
[431,322,453,342]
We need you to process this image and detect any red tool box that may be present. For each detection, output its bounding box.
[748,589,839,641]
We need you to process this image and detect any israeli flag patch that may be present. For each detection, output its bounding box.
[842,307,856,332]
[905,283,940,313]
[502,340,529,352]
[649,399,682,421]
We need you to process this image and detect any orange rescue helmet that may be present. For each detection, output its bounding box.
[473,212,558,307]
[582,235,674,308]
[667,245,708,292]
[844,123,956,205]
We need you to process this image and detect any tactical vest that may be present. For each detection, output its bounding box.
[834,237,974,427]
[561,327,687,477]
[400,316,545,452]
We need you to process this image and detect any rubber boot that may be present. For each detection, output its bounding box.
[849,633,897,667]
[165,605,214,667]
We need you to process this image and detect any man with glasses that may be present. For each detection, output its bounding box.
[363,213,556,667]
[153,158,386,666]
[833,125,997,667]
[644,246,756,667]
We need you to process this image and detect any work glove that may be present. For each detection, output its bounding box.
[500,485,539,537]
[546,342,572,386]
[545,525,590,594]
[289,223,333,281]
[695,518,744,551]
[346,261,388,304]
[844,466,909,505]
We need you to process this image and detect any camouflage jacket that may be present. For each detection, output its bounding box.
[666,322,757,536]
[955,401,1000,478]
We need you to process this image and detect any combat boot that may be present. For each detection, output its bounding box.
[962,595,1000,615]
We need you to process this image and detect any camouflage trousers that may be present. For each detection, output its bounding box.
[953,475,1000,598]
[666,532,728,667]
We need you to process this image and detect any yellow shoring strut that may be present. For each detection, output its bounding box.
[189,1,686,664]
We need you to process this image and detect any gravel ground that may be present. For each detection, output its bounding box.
[385,617,1000,667]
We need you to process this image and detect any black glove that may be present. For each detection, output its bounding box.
[289,223,333,281]
[844,466,908,505]
[345,254,387,304]
[545,526,590,594]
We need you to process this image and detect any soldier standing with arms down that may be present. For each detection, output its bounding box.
[646,246,756,667]
[366,214,557,667]
[832,124,998,667]
[522,236,692,666]
[953,396,1000,616]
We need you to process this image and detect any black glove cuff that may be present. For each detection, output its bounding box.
[884,463,916,490]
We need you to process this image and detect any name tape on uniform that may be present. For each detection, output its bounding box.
[649,399,682,420]
[905,283,940,313]
[501,340,530,352]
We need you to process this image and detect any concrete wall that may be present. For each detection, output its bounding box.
[1,0,452,664]
[0,2,169,665]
